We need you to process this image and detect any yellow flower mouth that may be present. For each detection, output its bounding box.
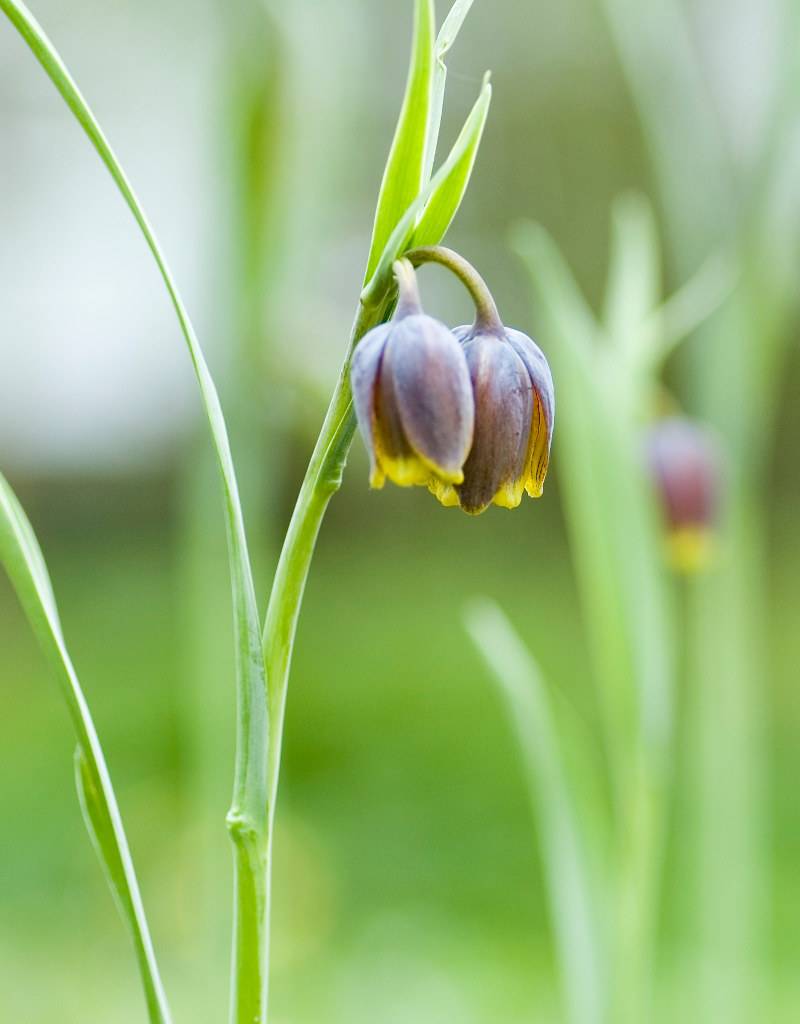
[667,527,715,574]
[371,443,465,492]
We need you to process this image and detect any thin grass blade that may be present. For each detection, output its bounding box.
[423,0,477,181]
[0,1,266,788]
[74,747,139,934]
[0,473,172,1024]
[465,598,605,1024]
[0,3,270,1018]
[364,0,435,281]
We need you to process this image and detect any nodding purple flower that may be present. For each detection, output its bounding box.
[434,323,554,515]
[351,260,474,498]
[645,416,722,572]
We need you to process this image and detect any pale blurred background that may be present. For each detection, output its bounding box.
[0,1,798,1021]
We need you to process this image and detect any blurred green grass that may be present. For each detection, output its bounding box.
[1,461,799,1020]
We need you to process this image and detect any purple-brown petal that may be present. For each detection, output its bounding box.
[645,418,720,531]
[375,337,416,464]
[504,328,555,493]
[505,329,555,443]
[457,332,533,514]
[351,324,392,483]
[383,314,474,482]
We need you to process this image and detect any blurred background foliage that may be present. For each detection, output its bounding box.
[0,0,798,1021]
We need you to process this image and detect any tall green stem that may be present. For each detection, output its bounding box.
[227,647,269,1024]
[685,489,767,1024]
[258,296,390,1015]
[612,762,664,1024]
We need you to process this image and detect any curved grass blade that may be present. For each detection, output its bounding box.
[0,0,265,754]
[361,74,492,307]
[0,473,172,1024]
[423,0,478,181]
[364,0,435,281]
[465,598,605,1024]
[0,3,269,1019]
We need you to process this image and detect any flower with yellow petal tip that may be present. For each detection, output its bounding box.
[351,260,474,496]
[400,246,555,516]
[645,416,722,573]
[436,322,554,515]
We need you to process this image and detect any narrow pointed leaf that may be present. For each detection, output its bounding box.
[424,0,478,181]
[362,76,492,307]
[412,70,492,249]
[437,0,478,55]
[465,599,605,1024]
[74,747,136,927]
[364,0,435,281]
[0,0,266,821]
[645,248,738,369]
[0,472,172,1024]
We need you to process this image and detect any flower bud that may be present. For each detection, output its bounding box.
[351,262,474,496]
[432,324,555,514]
[645,416,722,573]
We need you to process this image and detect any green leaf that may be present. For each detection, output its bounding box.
[465,599,605,1024]
[603,193,661,355]
[0,0,266,819]
[412,70,492,248]
[364,0,435,281]
[514,222,674,771]
[0,472,172,1024]
[437,0,478,55]
[362,74,492,307]
[644,248,737,369]
[423,0,477,181]
[74,748,136,929]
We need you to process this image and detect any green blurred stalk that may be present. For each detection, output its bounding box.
[611,759,664,1024]
[683,483,771,1022]
[598,2,798,1018]
[517,220,676,1023]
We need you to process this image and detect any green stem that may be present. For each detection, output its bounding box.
[405,244,503,332]
[684,494,767,1024]
[227,821,268,1024]
[612,762,664,1024]
[259,296,391,1015]
[227,609,269,1024]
